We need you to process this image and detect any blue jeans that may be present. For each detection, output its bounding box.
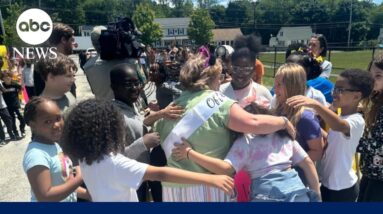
[250,169,320,202]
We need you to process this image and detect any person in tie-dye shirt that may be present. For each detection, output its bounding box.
[172,103,321,202]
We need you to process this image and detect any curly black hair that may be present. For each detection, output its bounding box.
[339,69,374,99]
[231,34,262,65]
[24,97,53,125]
[61,99,126,165]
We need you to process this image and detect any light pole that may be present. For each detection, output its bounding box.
[0,9,4,42]
[347,0,353,47]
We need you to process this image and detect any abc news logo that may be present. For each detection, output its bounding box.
[14,8,57,60]
[18,19,51,33]
[16,8,52,45]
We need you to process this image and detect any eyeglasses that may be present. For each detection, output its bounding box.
[332,87,359,95]
[231,66,254,74]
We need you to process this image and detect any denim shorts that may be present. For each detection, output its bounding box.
[250,169,320,202]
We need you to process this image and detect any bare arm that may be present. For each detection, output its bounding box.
[143,103,184,126]
[76,187,92,201]
[227,103,296,139]
[26,166,83,202]
[172,140,235,176]
[142,165,234,195]
[296,157,321,197]
[306,137,325,161]
[287,95,350,135]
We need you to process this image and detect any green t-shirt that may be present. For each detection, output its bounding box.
[154,90,235,187]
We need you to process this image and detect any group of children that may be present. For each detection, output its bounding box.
[18,35,383,202]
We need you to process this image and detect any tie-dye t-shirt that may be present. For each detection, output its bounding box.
[233,82,271,108]
[224,133,308,179]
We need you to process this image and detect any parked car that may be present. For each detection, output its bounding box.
[86,48,97,58]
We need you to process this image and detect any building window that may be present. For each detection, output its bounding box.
[279,31,283,37]
[168,29,174,36]
[179,28,184,35]
[165,41,172,46]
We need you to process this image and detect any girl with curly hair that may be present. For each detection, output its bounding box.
[22,97,90,202]
[61,99,234,202]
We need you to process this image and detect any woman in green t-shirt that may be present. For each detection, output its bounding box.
[155,55,296,202]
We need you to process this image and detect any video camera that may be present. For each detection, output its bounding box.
[215,45,234,77]
[99,17,144,60]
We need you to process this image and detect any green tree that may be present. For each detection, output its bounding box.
[209,5,226,28]
[368,4,383,41]
[197,0,219,9]
[225,0,254,34]
[331,0,374,46]
[188,8,215,45]
[289,1,330,25]
[181,0,194,17]
[171,0,194,17]
[35,0,86,33]
[253,0,297,43]
[133,3,163,45]
[82,0,128,25]
[2,3,25,47]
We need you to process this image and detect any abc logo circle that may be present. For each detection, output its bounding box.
[16,9,53,45]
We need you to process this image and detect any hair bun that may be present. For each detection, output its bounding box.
[234,34,261,54]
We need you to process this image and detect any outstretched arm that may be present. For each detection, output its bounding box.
[172,139,235,176]
[287,95,350,135]
[227,103,296,139]
[142,165,234,195]
[143,103,184,126]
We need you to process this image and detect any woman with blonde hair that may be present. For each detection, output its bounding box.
[154,55,296,202]
[273,63,324,184]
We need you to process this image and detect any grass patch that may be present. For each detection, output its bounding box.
[259,49,379,87]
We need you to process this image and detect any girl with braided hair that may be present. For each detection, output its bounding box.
[22,97,90,202]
